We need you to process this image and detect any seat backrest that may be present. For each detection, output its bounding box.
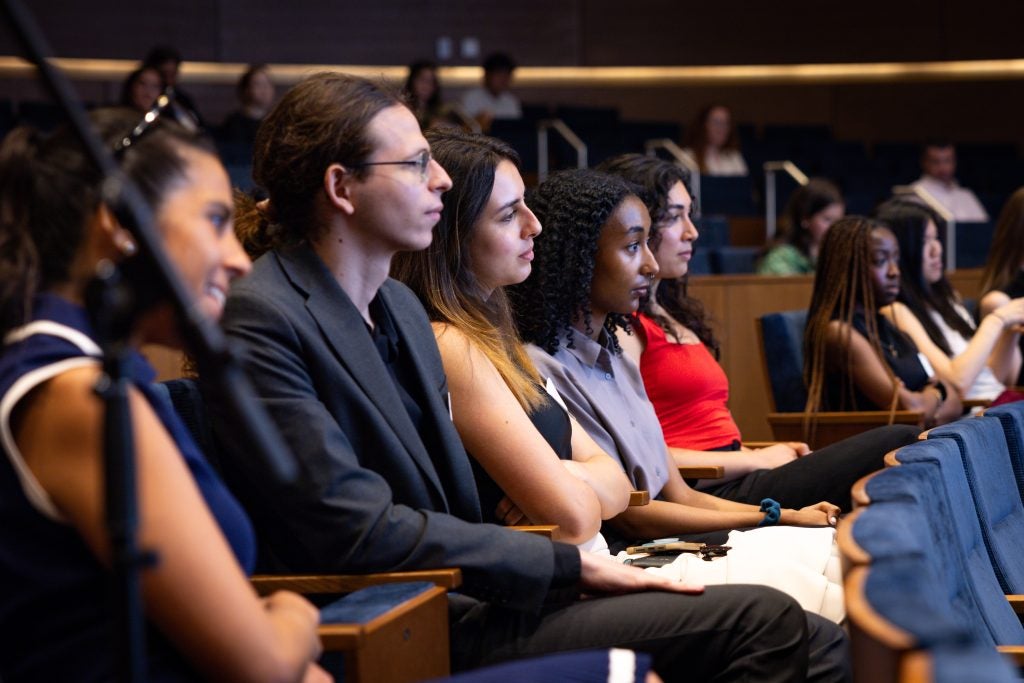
[890,440,1024,644]
[851,489,992,648]
[859,463,1023,646]
[982,402,1024,509]
[711,246,760,274]
[756,309,808,412]
[928,417,1024,594]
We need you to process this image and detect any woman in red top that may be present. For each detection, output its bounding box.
[598,154,920,511]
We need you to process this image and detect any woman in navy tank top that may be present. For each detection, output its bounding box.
[0,109,325,682]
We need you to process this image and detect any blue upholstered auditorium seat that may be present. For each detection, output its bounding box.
[889,438,1022,644]
[857,462,1024,647]
[954,221,995,269]
[711,246,760,274]
[984,402,1024,508]
[927,418,1024,594]
[693,215,730,248]
[699,175,757,215]
[757,310,808,412]
[489,119,539,175]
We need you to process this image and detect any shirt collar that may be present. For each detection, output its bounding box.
[560,325,615,375]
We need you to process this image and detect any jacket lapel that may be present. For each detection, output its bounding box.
[276,246,448,504]
[381,282,483,521]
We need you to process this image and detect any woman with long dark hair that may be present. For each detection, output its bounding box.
[392,130,632,546]
[875,198,1024,401]
[803,216,962,426]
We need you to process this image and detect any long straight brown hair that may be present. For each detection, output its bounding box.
[391,130,543,411]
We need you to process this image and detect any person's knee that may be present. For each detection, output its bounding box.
[719,584,807,640]
[805,612,851,683]
[872,424,921,447]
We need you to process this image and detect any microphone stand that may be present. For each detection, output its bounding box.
[1,2,299,681]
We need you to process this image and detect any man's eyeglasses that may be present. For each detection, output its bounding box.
[113,91,172,158]
[351,150,432,182]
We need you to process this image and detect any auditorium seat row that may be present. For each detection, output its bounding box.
[838,401,1024,681]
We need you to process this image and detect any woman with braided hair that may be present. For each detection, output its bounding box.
[875,198,1024,402]
[803,216,962,426]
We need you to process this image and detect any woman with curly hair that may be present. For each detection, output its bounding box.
[598,154,918,511]
[509,169,841,538]
[392,130,633,546]
[803,216,962,426]
[875,198,1024,401]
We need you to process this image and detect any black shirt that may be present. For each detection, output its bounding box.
[368,299,580,588]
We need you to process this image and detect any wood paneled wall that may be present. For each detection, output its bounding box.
[689,268,984,441]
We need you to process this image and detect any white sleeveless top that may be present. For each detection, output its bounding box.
[930,304,1005,400]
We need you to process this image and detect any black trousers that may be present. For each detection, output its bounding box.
[450,585,849,682]
[701,425,920,511]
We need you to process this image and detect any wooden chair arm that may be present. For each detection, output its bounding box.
[963,399,991,410]
[741,441,777,449]
[678,465,725,479]
[1007,594,1024,617]
[510,524,558,538]
[629,490,650,506]
[319,584,450,681]
[996,645,1024,666]
[766,411,923,449]
[250,568,462,596]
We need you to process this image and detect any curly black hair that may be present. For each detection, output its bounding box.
[597,153,721,358]
[508,168,641,355]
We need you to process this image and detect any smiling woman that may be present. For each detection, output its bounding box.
[0,108,324,682]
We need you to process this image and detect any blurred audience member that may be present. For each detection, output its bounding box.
[683,104,748,176]
[143,45,203,129]
[758,179,845,275]
[219,64,275,147]
[460,52,522,131]
[119,66,162,113]
[912,141,988,222]
[403,60,447,130]
[980,187,1024,384]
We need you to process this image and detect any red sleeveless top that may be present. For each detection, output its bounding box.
[635,313,741,450]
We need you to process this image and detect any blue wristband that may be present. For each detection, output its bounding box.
[758,498,781,527]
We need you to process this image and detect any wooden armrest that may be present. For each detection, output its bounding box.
[963,399,991,409]
[741,441,776,449]
[320,584,450,680]
[510,524,558,538]
[678,465,725,479]
[1007,594,1024,616]
[996,645,1024,666]
[767,411,923,449]
[250,568,462,596]
[629,490,650,506]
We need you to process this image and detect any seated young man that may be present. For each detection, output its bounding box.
[211,72,848,682]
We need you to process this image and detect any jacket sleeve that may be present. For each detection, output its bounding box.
[212,280,565,613]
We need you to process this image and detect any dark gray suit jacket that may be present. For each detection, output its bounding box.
[214,244,558,611]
